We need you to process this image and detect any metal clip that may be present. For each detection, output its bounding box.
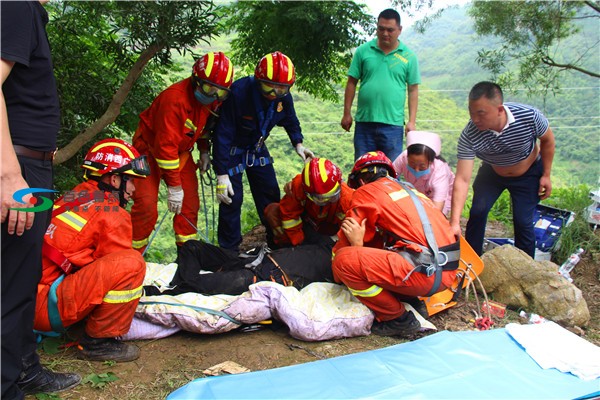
[255,136,265,152]
[245,151,255,168]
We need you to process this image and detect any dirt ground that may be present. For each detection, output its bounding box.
[34,221,600,400]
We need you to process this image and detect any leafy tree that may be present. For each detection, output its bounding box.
[469,1,600,93]
[48,1,219,173]
[222,1,373,101]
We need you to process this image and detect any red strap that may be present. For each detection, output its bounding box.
[42,242,73,275]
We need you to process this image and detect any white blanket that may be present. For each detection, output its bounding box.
[123,262,434,342]
[505,321,600,380]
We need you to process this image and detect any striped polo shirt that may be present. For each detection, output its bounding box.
[457,103,549,166]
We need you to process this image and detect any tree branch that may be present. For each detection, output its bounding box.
[54,43,163,164]
[583,1,600,14]
[541,56,600,78]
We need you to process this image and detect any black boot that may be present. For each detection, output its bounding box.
[78,333,140,362]
[370,311,421,336]
[17,352,81,395]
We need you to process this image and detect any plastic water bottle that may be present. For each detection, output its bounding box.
[558,248,584,282]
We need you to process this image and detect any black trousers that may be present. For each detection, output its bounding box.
[1,157,53,400]
[161,239,335,296]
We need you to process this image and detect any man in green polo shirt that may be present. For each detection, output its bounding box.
[341,8,420,161]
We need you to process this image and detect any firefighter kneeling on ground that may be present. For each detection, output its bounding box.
[332,151,460,336]
[34,139,150,362]
[264,158,353,248]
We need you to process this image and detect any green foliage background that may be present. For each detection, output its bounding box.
[45,3,597,263]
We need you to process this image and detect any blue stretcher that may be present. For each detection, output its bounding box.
[168,328,600,399]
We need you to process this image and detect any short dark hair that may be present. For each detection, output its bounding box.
[378,9,401,25]
[469,81,503,102]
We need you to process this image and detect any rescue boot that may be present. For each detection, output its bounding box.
[370,310,421,337]
[17,352,81,395]
[78,333,140,362]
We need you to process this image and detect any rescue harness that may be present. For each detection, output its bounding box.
[384,181,461,297]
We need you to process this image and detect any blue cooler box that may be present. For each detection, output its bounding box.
[483,204,575,261]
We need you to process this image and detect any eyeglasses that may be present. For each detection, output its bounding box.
[259,81,290,98]
[306,190,340,206]
[198,81,230,101]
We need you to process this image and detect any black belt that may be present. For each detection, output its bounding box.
[13,145,55,161]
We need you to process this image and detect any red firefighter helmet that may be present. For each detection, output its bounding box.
[301,158,342,205]
[82,138,150,179]
[255,51,296,87]
[192,52,234,101]
[348,151,397,189]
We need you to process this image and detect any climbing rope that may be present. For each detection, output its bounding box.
[200,169,216,243]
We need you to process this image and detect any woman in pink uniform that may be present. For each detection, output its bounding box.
[392,131,455,216]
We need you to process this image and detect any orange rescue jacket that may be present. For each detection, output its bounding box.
[132,77,219,187]
[280,174,353,246]
[40,180,135,286]
[333,177,455,256]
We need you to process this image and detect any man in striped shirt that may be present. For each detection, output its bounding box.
[450,81,555,258]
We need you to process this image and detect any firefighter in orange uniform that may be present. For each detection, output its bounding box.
[332,151,460,336]
[264,158,353,247]
[34,139,151,362]
[131,52,234,253]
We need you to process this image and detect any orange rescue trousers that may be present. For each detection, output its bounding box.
[332,246,457,322]
[131,153,199,252]
[34,250,145,338]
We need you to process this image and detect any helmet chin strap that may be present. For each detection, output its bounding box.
[94,175,129,208]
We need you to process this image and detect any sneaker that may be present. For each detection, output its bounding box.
[371,311,421,336]
[17,367,81,395]
[78,334,140,362]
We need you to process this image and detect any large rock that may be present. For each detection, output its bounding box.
[480,245,590,327]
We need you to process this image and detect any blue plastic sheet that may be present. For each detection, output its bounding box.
[168,328,600,399]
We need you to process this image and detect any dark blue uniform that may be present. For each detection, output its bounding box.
[213,76,304,250]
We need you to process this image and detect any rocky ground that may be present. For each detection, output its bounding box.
[33,221,599,400]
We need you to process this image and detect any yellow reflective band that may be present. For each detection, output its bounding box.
[389,188,429,202]
[336,212,345,221]
[284,54,294,82]
[349,285,383,298]
[56,211,87,232]
[389,190,409,202]
[205,52,215,78]
[156,158,179,170]
[302,163,310,187]
[91,142,136,159]
[282,218,302,229]
[266,53,274,80]
[317,158,327,183]
[184,119,197,132]
[225,59,233,83]
[175,232,198,244]
[103,285,143,304]
[323,182,340,196]
[132,238,149,249]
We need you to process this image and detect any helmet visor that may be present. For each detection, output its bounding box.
[113,155,151,177]
[259,81,290,98]
[306,189,341,206]
[198,81,230,101]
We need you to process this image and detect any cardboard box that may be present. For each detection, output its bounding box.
[483,204,575,261]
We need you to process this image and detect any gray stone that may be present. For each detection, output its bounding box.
[479,245,590,327]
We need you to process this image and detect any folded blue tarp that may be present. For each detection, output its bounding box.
[168,328,600,399]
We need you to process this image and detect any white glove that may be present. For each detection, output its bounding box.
[216,174,234,205]
[198,152,211,173]
[167,185,184,214]
[295,143,315,162]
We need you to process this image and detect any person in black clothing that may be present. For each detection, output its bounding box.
[145,238,335,296]
[1,2,81,398]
